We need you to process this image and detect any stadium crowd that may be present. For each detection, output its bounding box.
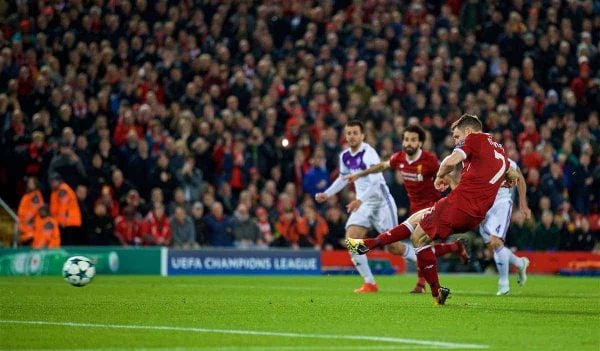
[1,0,599,256]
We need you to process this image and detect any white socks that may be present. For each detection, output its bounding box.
[350,252,375,284]
[493,246,511,288]
[508,250,525,269]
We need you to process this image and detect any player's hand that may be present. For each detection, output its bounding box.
[434,177,449,191]
[344,174,360,183]
[315,193,329,203]
[346,199,362,213]
[520,204,532,220]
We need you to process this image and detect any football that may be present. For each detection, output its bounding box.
[62,256,96,287]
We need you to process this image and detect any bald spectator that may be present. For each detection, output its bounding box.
[232,203,261,248]
[170,205,198,249]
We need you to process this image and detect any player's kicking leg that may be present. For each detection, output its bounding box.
[346,208,427,254]
[346,207,468,294]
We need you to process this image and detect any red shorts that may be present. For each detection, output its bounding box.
[419,197,483,241]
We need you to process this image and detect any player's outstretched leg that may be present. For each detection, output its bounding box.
[433,238,470,264]
[345,237,370,255]
[351,221,416,254]
[410,269,427,294]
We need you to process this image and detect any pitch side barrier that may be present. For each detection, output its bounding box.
[0,247,597,276]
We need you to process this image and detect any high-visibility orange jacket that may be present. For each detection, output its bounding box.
[31,215,61,249]
[17,190,44,242]
[50,182,81,227]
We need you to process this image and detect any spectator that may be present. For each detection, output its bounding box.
[273,207,306,249]
[255,207,274,248]
[24,131,46,178]
[49,173,82,245]
[48,139,87,189]
[140,203,172,246]
[570,153,594,215]
[149,152,177,202]
[323,206,347,251]
[302,148,330,198]
[570,218,598,251]
[89,203,117,246]
[177,156,204,203]
[168,187,189,215]
[170,205,198,249]
[17,177,44,245]
[506,210,534,251]
[540,163,565,211]
[31,205,60,249]
[231,203,261,248]
[190,202,209,247]
[94,185,120,219]
[297,203,328,250]
[127,139,153,199]
[204,202,234,247]
[114,205,142,246]
[111,168,134,205]
[533,210,560,251]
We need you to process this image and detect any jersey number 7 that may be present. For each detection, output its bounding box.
[489,150,507,184]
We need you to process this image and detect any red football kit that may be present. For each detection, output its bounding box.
[389,149,442,214]
[420,133,509,240]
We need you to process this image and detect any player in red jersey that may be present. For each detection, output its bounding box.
[345,125,467,293]
[348,114,510,305]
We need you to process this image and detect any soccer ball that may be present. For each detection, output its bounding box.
[62,256,96,287]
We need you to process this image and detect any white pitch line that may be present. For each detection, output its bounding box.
[0,320,488,349]
[3,346,437,351]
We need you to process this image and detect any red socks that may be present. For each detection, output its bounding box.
[416,269,426,287]
[363,223,412,249]
[416,246,440,297]
[433,241,460,256]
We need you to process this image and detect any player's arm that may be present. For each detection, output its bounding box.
[443,167,461,190]
[344,160,390,183]
[434,151,465,191]
[316,153,349,203]
[515,167,532,219]
[315,175,348,203]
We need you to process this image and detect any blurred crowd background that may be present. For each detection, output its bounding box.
[1,0,599,261]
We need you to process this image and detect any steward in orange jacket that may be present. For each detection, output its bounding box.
[49,173,82,245]
[31,205,60,249]
[17,177,44,244]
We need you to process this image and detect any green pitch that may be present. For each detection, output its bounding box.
[1,275,598,350]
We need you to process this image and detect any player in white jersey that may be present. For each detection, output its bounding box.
[316,120,413,293]
[479,158,531,295]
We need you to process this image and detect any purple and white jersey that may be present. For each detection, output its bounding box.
[339,143,387,202]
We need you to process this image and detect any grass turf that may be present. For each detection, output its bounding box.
[0,274,598,350]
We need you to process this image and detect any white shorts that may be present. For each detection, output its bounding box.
[346,184,398,233]
[479,199,513,244]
